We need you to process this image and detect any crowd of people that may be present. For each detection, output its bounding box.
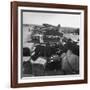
[22,37,79,76]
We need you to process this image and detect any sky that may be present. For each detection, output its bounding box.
[23,11,81,28]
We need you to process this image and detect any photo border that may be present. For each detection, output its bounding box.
[11,1,88,88]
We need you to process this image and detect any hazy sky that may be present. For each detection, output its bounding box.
[23,11,81,28]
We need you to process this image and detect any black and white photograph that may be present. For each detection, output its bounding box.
[21,9,80,78]
[11,1,87,87]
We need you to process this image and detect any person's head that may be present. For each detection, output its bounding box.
[66,49,72,56]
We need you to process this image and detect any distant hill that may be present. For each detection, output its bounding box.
[23,23,79,34]
[60,27,79,34]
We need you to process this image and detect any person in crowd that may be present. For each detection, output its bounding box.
[30,44,47,76]
[63,38,79,56]
[30,56,47,76]
[23,58,32,74]
[23,47,32,74]
[61,49,79,75]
